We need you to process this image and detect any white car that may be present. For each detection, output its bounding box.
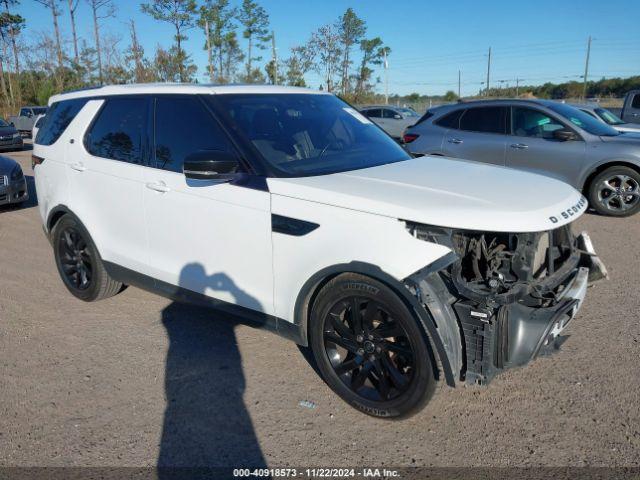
[33,84,606,418]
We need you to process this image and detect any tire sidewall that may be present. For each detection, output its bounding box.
[52,215,102,301]
[309,274,436,419]
[589,166,640,217]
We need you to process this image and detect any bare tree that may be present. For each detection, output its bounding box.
[2,1,22,86]
[86,0,114,85]
[67,0,79,64]
[34,0,64,71]
[128,19,145,83]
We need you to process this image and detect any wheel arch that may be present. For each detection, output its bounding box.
[293,261,457,387]
[581,160,640,196]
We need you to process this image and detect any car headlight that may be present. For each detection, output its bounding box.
[12,132,20,139]
[10,164,22,180]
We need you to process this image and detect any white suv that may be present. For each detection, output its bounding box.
[33,84,606,418]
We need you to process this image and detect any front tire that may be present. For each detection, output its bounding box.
[309,273,436,419]
[588,166,640,217]
[52,215,123,302]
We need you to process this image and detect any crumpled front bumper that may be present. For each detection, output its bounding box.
[454,232,607,385]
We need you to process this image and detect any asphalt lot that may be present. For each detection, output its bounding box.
[1,145,639,469]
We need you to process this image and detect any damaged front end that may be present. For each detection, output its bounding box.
[404,222,607,386]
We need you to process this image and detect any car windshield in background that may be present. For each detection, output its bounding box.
[0,119,9,127]
[32,107,48,116]
[398,107,419,117]
[546,103,619,136]
[595,107,625,126]
[211,94,411,177]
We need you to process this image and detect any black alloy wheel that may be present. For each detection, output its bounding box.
[52,214,123,302]
[310,273,436,418]
[323,297,414,402]
[57,226,93,290]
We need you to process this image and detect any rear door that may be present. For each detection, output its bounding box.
[67,95,151,272]
[142,94,274,314]
[442,106,508,166]
[505,106,586,186]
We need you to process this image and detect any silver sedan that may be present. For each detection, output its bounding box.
[570,103,640,133]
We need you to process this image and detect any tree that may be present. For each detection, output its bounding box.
[284,44,314,87]
[310,24,341,92]
[238,0,270,83]
[221,31,243,82]
[67,0,79,64]
[443,90,458,102]
[141,0,197,82]
[0,9,24,106]
[34,0,64,74]
[355,37,389,101]
[2,1,23,99]
[199,0,236,83]
[86,0,114,85]
[336,8,365,96]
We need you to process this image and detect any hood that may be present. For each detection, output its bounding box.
[0,154,19,173]
[268,156,587,233]
[615,124,640,133]
[0,125,17,136]
[599,132,640,145]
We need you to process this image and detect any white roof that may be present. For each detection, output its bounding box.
[49,83,329,105]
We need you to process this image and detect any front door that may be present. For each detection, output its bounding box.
[505,107,586,187]
[142,95,274,315]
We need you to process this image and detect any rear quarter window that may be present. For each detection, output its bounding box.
[435,109,464,129]
[35,98,89,146]
[632,94,640,109]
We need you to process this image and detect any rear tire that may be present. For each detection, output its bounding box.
[588,166,640,217]
[52,215,123,302]
[309,273,436,419]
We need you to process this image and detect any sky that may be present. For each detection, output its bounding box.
[17,0,640,97]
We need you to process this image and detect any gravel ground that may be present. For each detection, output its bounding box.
[1,146,639,469]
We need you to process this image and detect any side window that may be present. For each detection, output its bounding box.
[153,96,233,173]
[86,96,148,164]
[382,109,399,119]
[459,107,507,134]
[364,108,382,118]
[511,107,565,139]
[435,109,463,129]
[35,98,89,146]
[632,94,640,109]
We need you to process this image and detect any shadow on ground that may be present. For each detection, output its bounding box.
[157,264,267,476]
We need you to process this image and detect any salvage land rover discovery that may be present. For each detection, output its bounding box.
[33,84,607,418]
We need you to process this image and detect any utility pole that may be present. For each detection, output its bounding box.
[205,19,215,83]
[458,70,461,99]
[582,35,592,100]
[271,31,278,85]
[383,49,389,104]
[485,47,491,97]
[515,77,521,97]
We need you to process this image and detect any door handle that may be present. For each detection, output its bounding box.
[632,113,639,117]
[448,138,463,144]
[510,143,529,149]
[70,162,86,172]
[145,181,170,193]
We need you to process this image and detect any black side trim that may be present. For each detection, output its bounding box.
[230,172,269,192]
[272,214,319,236]
[103,261,305,345]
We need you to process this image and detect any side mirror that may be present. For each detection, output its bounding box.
[393,114,403,120]
[553,128,579,141]
[183,150,239,181]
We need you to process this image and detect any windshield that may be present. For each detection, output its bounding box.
[546,103,619,136]
[398,107,419,117]
[32,107,48,116]
[594,107,625,126]
[212,94,411,177]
